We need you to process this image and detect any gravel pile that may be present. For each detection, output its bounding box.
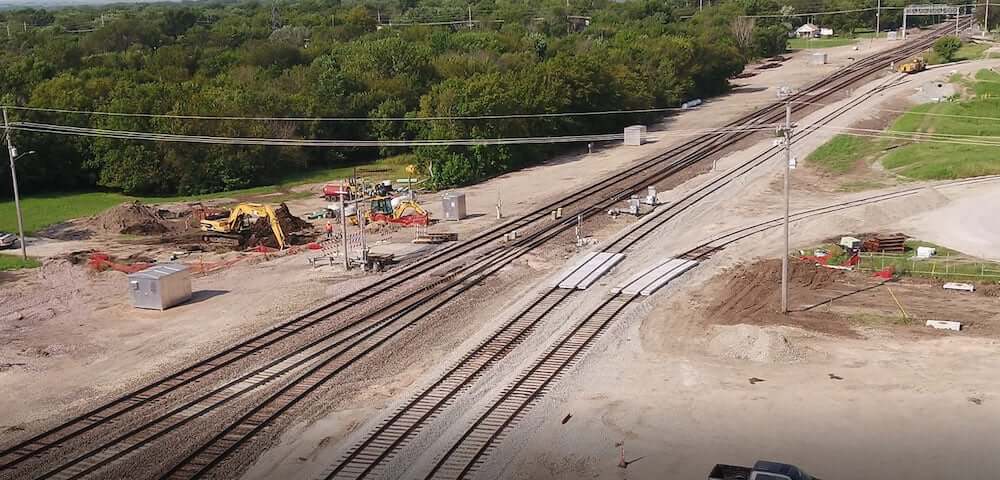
[707,324,802,363]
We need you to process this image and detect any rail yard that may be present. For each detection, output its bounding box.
[2,9,1000,480]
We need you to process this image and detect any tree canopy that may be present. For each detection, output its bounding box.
[0,0,791,196]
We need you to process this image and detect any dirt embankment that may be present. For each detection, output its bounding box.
[84,201,182,236]
[704,258,1000,338]
[707,258,859,336]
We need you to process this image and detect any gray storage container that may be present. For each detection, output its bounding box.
[128,263,192,310]
[441,192,467,221]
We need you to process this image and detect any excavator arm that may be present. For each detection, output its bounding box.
[199,203,287,249]
[263,204,287,250]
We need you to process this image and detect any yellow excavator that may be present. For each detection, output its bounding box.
[200,203,287,249]
[350,196,430,226]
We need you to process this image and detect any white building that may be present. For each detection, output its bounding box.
[796,23,819,38]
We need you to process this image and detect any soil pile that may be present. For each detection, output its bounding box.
[712,258,842,317]
[707,258,858,337]
[707,325,802,363]
[85,202,174,236]
[983,285,1000,298]
[245,203,314,248]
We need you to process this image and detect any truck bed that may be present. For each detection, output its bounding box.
[709,464,753,480]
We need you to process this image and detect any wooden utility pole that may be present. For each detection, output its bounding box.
[875,0,881,38]
[4,107,28,260]
[340,194,349,270]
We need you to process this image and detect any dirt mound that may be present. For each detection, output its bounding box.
[707,258,858,337]
[245,203,314,248]
[707,324,802,363]
[715,259,842,318]
[274,203,312,233]
[85,201,174,236]
[983,285,1000,298]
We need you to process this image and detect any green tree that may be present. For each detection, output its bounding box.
[933,36,962,62]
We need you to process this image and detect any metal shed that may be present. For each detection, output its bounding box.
[624,125,647,146]
[441,192,467,221]
[128,263,192,310]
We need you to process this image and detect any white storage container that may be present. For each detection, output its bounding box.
[128,263,192,310]
[624,125,647,146]
[442,192,467,221]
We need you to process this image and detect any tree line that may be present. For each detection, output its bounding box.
[0,0,806,196]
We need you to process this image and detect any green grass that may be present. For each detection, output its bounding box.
[882,70,1000,179]
[846,312,918,327]
[788,37,858,49]
[837,179,887,192]
[0,254,41,271]
[0,155,415,234]
[805,69,1000,182]
[925,42,989,65]
[805,134,887,174]
[859,240,1000,281]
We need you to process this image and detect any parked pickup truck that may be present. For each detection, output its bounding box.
[0,232,18,249]
[709,460,817,480]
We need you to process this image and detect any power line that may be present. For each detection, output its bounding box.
[7,121,781,147]
[8,97,1000,124]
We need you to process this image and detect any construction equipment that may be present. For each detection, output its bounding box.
[351,196,430,226]
[200,203,287,249]
[897,57,927,74]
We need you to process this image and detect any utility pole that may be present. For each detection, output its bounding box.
[467,5,473,28]
[777,88,794,314]
[875,0,881,38]
[339,194,349,270]
[987,0,991,35]
[4,108,28,260]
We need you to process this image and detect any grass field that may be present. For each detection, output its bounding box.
[788,37,858,49]
[787,30,876,50]
[0,155,414,234]
[925,42,990,65]
[806,69,1000,183]
[808,240,1000,282]
[805,134,888,174]
[882,69,1000,179]
[0,254,41,271]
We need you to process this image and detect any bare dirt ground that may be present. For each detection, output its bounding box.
[492,265,1000,479]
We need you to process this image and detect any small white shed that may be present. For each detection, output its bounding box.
[624,125,647,146]
[128,263,192,310]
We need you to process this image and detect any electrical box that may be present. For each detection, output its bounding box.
[128,263,192,310]
[441,192,467,221]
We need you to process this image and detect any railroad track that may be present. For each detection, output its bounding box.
[1,22,960,480]
[160,23,965,480]
[423,173,998,480]
[323,21,974,480]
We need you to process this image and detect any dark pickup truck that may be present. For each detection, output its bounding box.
[709,460,817,480]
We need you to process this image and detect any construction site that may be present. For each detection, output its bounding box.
[2,12,1000,480]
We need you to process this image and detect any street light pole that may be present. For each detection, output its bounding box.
[3,107,31,261]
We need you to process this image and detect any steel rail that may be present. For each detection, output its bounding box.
[3,22,959,479]
[426,172,996,480]
[320,22,960,480]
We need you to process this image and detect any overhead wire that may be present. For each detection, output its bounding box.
[7,121,784,147]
